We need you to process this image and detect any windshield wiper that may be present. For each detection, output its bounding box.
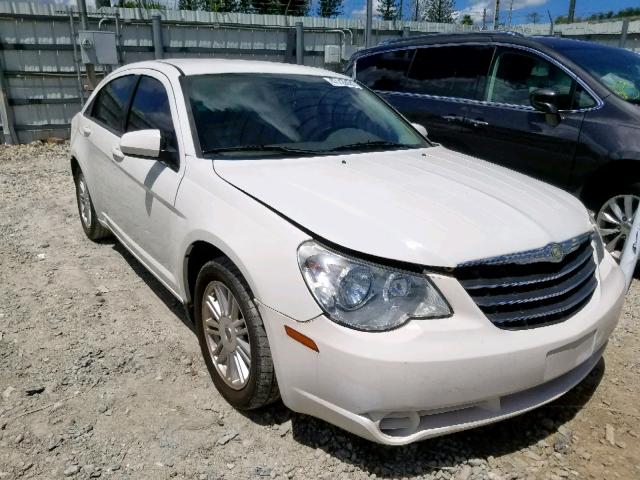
[330,140,409,152]
[202,144,319,156]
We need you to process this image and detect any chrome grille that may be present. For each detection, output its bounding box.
[455,233,597,330]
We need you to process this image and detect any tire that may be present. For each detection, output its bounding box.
[74,171,111,241]
[593,183,640,263]
[194,258,279,410]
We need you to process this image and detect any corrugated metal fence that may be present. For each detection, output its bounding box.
[0,1,478,143]
[0,1,638,143]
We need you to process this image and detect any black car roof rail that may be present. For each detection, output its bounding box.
[379,30,525,46]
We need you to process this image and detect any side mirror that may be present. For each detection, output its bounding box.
[411,123,428,138]
[120,129,161,158]
[530,88,559,115]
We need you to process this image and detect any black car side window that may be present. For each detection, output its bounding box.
[126,76,179,165]
[486,50,575,109]
[355,49,414,92]
[89,75,138,134]
[406,46,494,100]
[573,84,597,109]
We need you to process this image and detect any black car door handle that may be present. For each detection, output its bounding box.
[442,115,466,123]
[466,118,489,128]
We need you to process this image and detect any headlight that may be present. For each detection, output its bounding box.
[589,211,605,263]
[297,240,451,331]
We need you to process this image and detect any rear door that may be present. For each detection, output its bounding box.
[454,46,592,188]
[354,45,495,149]
[401,44,495,148]
[354,47,465,145]
[106,72,185,292]
[80,74,139,217]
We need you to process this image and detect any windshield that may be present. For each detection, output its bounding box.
[184,74,429,158]
[557,44,640,104]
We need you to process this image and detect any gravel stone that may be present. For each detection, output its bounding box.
[0,141,638,480]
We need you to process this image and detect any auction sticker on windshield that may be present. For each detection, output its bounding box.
[324,77,362,89]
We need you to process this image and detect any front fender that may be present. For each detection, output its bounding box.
[174,158,322,322]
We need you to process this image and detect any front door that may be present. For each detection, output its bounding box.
[454,47,592,188]
[106,73,185,292]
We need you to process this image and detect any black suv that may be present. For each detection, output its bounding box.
[346,33,640,260]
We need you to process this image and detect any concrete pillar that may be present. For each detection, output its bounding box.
[152,15,164,60]
[295,22,304,65]
[365,0,373,47]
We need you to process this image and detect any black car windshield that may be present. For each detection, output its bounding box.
[556,43,640,104]
[184,73,429,158]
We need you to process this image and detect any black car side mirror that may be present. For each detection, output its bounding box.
[530,88,561,126]
[530,88,559,114]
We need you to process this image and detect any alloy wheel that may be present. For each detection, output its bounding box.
[201,281,252,390]
[596,194,640,260]
[78,175,92,228]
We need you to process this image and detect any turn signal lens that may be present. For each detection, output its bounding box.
[284,325,319,352]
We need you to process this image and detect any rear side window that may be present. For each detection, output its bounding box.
[406,46,494,100]
[126,76,178,154]
[89,75,138,133]
[486,50,574,109]
[355,49,414,92]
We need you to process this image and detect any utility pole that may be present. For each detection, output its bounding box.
[365,0,373,47]
[493,0,500,30]
[568,0,576,23]
[482,7,487,30]
[508,0,513,27]
[77,0,97,90]
[414,0,419,22]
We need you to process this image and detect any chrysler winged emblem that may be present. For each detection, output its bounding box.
[457,232,592,267]
[547,243,564,263]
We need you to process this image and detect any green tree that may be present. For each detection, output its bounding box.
[460,13,473,25]
[284,0,310,16]
[119,0,165,7]
[424,0,455,23]
[178,0,208,10]
[526,12,540,24]
[377,0,399,20]
[207,0,239,12]
[317,0,342,17]
[251,0,284,14]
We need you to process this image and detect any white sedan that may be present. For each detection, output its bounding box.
[69,59,625,445]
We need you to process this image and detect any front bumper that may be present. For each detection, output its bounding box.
[260,254,625,445]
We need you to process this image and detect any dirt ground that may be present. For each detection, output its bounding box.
[0,142,639,480]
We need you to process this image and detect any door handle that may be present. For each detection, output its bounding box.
[81,126,92,137]
[442,115,465,124]
[112,147,125,162]
[466,118,489,128]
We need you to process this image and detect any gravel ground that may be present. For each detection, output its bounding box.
[0,142,639,480]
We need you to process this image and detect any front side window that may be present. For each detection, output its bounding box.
[185,74,429,158]
[555,43,640,104]
[126,76,178,154]
[89,75,138,133]
[486,50,574,109]
[573,83,597,109]
[355,49,414,92]
[406,46,494,100]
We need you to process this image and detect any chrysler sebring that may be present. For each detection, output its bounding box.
[69,59,625,445]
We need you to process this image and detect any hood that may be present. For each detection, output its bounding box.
[213,146,592,268]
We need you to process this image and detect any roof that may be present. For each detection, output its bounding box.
[122,58,347,78]
[350,32,612,61]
